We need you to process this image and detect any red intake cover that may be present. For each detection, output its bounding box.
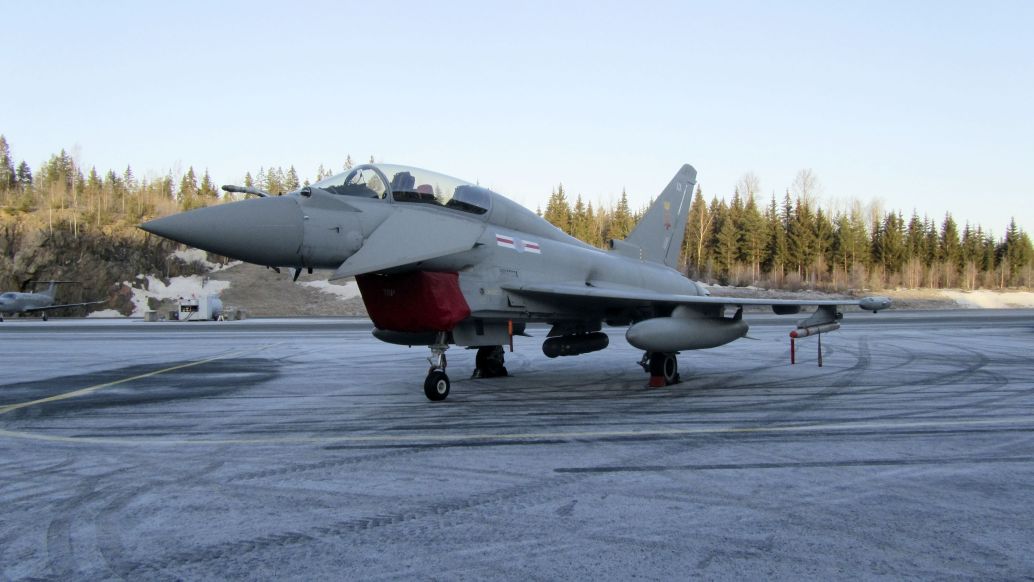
[356,271,471,332]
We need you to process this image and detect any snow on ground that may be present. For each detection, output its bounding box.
[299,279,361,301]
[171,249,241,272]
[941,290,1034,309]
[125,275,231,317]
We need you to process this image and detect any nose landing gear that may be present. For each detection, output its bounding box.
[424,332,451,401]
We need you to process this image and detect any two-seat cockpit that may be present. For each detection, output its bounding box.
[309,163,492,216]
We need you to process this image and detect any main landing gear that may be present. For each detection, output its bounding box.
[639,352,680,387]
[424,332,451,401]
[472,346,508,379]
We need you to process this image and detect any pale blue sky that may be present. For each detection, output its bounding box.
[2,0,1031,233]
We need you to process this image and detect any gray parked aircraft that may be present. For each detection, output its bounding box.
[141,163,891,400]
[0,281,104,322]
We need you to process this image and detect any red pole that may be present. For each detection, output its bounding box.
[790,336,796,365]
[817,332,823,367]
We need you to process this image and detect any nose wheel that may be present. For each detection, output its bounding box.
[424,332,451,401]
[424,369,450,401]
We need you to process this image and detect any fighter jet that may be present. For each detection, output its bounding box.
[141,163,891,400]
[0,281,104,322]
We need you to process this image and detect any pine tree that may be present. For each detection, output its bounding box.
[788,198,816,278]
[285,166,300,191]
[584,201,604,247]
[739,193,767,283]
[831,212,851,285]
[1003,217,1030,282]
[683,185,711,274]
[812,206,834,282]
[714,201,739,280]
[543,184,572,234]
[610,188,633,240]
[266,166,285,194]
[923,217,939,266]
[16,161,32,190]
[344,155,354,171]
[940,212,961,286]
[199,169,218,200]
[764,193,788,280]
[86,166,102,195]
[178,166,199,208]
[0,135,15,191]
[571,194,589,242]
[873,211,906,276]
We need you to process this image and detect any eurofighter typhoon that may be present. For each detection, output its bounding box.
[141,163,890,400]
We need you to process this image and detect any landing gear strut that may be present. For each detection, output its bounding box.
[472,346,508,379]
[424,332,451,401]
[639,352,679,387]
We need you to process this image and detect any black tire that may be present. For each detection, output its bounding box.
[662,354,679,384]
[475,346,491,370]
[649,352,679,385]
[649,352,665,376]
[42,313,48,321]
[424,370,450,401]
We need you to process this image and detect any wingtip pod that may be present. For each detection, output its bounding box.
[859,296,892,312]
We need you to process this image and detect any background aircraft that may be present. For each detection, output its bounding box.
[141,163,890,400]
[0,281,104,322]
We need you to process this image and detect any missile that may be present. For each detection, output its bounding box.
[542,332,610,358]
[789,322,841,338]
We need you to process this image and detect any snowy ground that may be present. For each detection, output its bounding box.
[940,289,1034,308]
[2,311,1033,579]
[299,278,361,300]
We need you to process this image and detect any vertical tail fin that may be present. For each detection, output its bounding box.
[624,164,697,268]
[29,281,74,298]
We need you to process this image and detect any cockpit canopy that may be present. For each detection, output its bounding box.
[310,164,491,215]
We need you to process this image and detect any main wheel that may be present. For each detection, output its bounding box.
[424,370,451,401]
[42,313,48,321]
[474,346,508,378]
[648,353,679,385]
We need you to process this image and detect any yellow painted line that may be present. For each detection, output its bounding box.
[0,344,278,416]
[0,415,1031,447]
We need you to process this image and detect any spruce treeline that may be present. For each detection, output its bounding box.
[1,135,1029,289]
[541,172,1033,291]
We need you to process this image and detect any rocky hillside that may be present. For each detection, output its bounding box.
[207,262,367,317]
[0,221,208,315]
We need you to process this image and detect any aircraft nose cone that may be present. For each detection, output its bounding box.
[140,196,304,267]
